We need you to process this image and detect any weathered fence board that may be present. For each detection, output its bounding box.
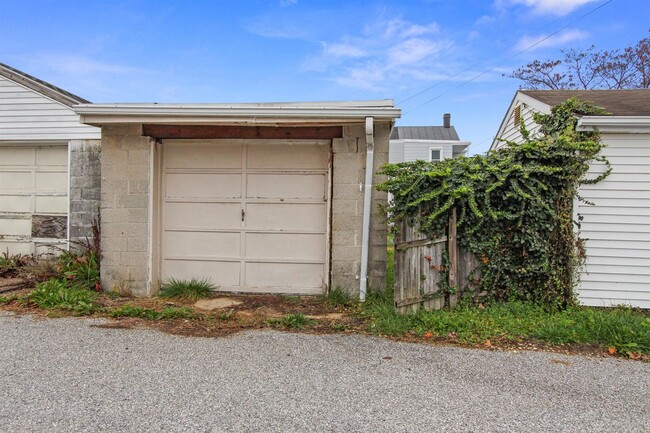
[394,210,481,314]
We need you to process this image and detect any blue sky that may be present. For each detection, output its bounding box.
[1,0,648,153]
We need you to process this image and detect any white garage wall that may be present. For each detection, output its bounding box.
[576,132,650,308]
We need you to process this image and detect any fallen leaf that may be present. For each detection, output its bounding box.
[447,332,457,339]
[423,332,433,339]
[383,356,392,360]
[484,339,492,347]
[478,303,485,310]
[628,352,641,360]
[608,347,617,355]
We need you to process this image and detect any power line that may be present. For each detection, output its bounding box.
[398,0,614,115]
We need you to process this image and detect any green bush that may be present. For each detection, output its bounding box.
[28,278,97,314]
[159,277,215,300]
[378,98,611,307]
[323,286,355,307]
[59,250,100,291]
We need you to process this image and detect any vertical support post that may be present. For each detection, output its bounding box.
[448,207,459,308]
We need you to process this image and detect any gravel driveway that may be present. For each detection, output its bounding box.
[1,312,648,433]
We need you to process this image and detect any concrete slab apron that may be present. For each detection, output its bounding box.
[0,313,648,433]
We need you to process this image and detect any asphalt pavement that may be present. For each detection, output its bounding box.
[1,312,648,432]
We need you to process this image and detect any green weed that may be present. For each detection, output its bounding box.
[28,278,97,315]
[267,313,317,330]
[159,277,215,300]
[108,304,196,320]
[323,286,355,307]
[364,294,650,354]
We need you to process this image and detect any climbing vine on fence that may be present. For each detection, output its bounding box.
[378,98,611,307]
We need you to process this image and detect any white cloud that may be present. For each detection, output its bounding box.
[514,29,590,51]
[496,0,601,16]
[297,16,457,91]
[323,42,367,58]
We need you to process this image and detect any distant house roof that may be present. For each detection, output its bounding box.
[520,89,650,116]
[390,126,460,141]
[0,62,90,106]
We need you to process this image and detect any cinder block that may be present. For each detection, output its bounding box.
[331,245,361,262]
[332,138,358,153]
[127,236,148,252]
[128,180,149,194]
[330,275,358,296]
[333,199,359,216]
[127,208,148,223]
[102,236,127,253]
[127,149,150,164]
[102,208,128,223]
[331,230,358,246]
[81,187,100,201]
[331,260,359,277]
[120,252,148,268]
[116,194,147,209]
[332,184,363,200]
[332,215,362,232]
[101,179,129,193]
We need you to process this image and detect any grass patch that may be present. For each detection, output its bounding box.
[28,278,98,315]
[267,313,317,330]
[323,286,355,307]
[364,292,650,355]
[386,235,395,291]
[279,294,302,304]
[108,304,196,320]
[159,277,215,300]
[0,295,16,304]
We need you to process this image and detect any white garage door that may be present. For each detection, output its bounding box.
[0,145,68,255]
[161,139,330,294]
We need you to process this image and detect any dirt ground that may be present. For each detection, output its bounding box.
[0,281,635,360]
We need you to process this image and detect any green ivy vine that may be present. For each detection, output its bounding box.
[378,98,611,308]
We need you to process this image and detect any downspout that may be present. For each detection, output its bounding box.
[359,116,374,302]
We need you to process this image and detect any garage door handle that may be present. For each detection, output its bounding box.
[241,209,245,222]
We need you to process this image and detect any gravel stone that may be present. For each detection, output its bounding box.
[1,312,648,433]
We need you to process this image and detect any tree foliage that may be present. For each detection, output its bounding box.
[378,98,611,307]
[509,35,650,89]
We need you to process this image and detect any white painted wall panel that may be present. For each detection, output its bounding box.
[576,132,650,308]
[0,75,99,140]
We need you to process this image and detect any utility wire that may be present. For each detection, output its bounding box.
[397,0,614,115]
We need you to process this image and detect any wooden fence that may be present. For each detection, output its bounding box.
[393,209,481,314]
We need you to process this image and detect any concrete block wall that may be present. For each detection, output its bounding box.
[330,121,390,295]
[69,140,101,242]
[99,125,153,295]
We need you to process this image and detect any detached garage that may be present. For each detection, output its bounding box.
[0,63,100,255]
[75,102,400,297]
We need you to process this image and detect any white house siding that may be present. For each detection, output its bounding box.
[388,140,404,163]
[390,140,456,163]
[0,74,100,254]
[0,75,99,141]
[494,103,540,150]
[576,133,650,308]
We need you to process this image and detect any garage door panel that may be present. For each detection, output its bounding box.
[247,143,328,170]
[245,233,325,261]
[246,203,326,231]
[166,173,241,199]
[245,262,323,291]
[163,260,240,287]
[0,241,31,255]
[35,172,67,192]
[35,195,68,213]
[0,195,30,212]
[164,202,241,230]
[0,218,31,236]
[247,173,326,199]
[165,142,242,169]
[164,231,240,258]
[0,147,34,165]
[36,147,67,166]
[0,171,31,191]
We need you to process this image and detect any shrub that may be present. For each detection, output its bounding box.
[323,286,355,307]
[59,250,100,291]
[159,277,215,300]
[378,98,611,307]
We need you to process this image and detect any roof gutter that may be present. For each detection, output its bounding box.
[577,116,650,133]
[359,116,374,302]
[73,103,401,126]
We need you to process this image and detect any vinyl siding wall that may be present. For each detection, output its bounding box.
[389,140,455,163]
[493,103,540,150]
[0,75,99,141]
[576,132,650,308]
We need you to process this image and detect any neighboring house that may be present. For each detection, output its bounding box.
[0,63,101,256]
[492,89,650,309]
[74,101,401,297]
[389,113,470,163]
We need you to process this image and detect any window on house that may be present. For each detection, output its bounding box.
[430,148,442,162]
